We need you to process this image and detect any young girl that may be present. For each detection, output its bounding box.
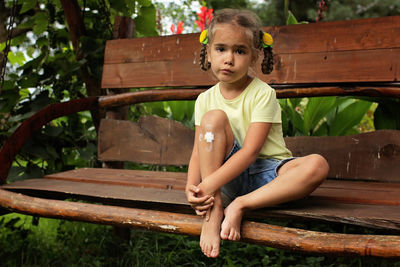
[186,9,329,258]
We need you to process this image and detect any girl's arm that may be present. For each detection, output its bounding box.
[198,122,271,196]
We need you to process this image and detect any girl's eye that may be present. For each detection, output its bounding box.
[236,49,247,55]
[216,47,225,52]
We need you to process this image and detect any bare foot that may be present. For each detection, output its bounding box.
[220,198,244,241]
[200,206,223,258]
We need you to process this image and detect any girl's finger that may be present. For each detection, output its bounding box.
[196,210,207,216]
[188,184,200,193]
[188,194,211,204]
[194,202,213,211]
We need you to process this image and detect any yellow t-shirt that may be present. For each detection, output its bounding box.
[195,77,292,160]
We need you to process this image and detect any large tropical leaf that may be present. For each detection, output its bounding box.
[303,97,337,135]
[328,99,372,136]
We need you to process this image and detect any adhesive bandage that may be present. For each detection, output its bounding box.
[204,131,214,143]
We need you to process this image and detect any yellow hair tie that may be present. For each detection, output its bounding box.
[262,32,273,48]
[199,29,208,45]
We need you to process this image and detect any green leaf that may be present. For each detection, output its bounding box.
[18,73,39,88]
[168,101,186,122]
[303,97,337,135]
[286,11,298,25]
[137,0,152,7]
[33,12,48,35]
[374,99,400,130]
[7,51,26,66]
[0,90,20,113]
[20,0,36,14]
[109,0,129,15]
[135,5,158,37]
[329,100,372,136]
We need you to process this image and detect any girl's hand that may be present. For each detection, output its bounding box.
[185,184,214,217]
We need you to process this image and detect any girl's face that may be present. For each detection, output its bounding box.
[208,23,256,88]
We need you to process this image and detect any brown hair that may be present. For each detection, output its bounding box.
[199,9,274,74]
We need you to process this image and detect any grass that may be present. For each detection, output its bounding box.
[1,213,400,266]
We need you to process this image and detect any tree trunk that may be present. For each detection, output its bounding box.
[59,0,102,131]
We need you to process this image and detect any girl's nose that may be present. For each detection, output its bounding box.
[224,51,234,65]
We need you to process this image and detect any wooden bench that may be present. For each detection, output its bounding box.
[1,15,400,258]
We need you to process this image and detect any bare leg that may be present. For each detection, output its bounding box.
[197,110,234,258]
[221,154,329,241]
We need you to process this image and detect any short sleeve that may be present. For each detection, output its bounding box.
[251,87,281,123]
[194,92,206,126]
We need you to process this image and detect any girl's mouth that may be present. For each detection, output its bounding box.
[221,69,233,74]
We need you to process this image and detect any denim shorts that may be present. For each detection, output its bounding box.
[221,139,295,204]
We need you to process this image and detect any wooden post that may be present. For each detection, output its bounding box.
[102,15,135,170]
[103,15,136,238]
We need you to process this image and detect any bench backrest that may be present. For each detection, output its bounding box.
[99,15,400,183]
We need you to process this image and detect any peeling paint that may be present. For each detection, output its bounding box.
[159,224,178,231]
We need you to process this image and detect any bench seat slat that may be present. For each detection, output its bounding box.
[2,171,399,230]
[44,168,400,206]
[45,168,187,190]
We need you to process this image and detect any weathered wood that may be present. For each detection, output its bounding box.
[98,88,204,109]
[98,116,194,165]
[97,87,400,111]
[96,116,400,182]
[104,16,400,64]
[46,168,187,190]
[102,49,400,88]
[0,188,399,258]
[44,169,400,206]
[101,16,400,89]
[0,97,98,184]
[3,173,399,230]
[285,130,400,182]
[44,168,400,204]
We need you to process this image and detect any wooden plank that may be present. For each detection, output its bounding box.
[98,116,194,165]
[97,116,400,182]
[1,179,186,205]
[1,189,399,257]
[101,48,400,88]
[3,175,400,230]
[101,16,400,88]
[253,199,400,231]
[285,130,400,182]
[269,48,400,84]
[314,180,400,206]
[104,16,400,63]
[45,168,187,190]
[45,168,400,206]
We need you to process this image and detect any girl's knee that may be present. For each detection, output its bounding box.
[199,109,234,154]
[306,154,329,184]
[200,110,229,129]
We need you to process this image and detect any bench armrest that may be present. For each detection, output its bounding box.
[0,97,98,184]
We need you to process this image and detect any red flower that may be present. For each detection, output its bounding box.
[170,21,184,34]
[195,6,213,31]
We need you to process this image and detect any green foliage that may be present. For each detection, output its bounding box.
[1,213,400,266]
[1,0,159,181]
[280,97,373,136]
[373,98,400,130]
